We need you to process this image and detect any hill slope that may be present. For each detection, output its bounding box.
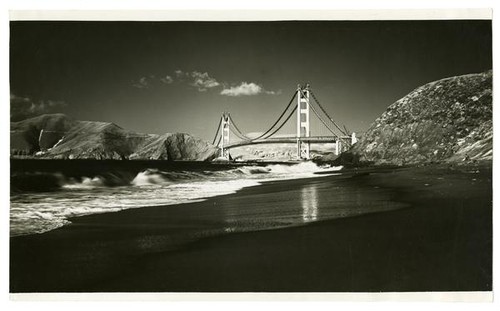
[343,70,492,166]
[10,114,218,161]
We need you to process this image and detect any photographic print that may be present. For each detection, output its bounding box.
[9,11,492,296]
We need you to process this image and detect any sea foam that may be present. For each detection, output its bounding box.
[10,162,342,236]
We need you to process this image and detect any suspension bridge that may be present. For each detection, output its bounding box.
[211,84,357,160]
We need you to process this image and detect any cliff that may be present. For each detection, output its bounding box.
[10,114,218,161]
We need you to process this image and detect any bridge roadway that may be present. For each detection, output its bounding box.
[225,136,349,149]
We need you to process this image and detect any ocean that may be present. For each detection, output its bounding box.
[11,160,346,236]
[10,161,492,292]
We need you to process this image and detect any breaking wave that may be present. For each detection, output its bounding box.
[10,162,342,236]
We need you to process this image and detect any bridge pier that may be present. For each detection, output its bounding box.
[334,140,341,156]
[351,132,357,145]
[296,138,311,160]
[219,112,231,159]
[297,84,311,160]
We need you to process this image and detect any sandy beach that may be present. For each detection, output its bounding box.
[10,164,492,292]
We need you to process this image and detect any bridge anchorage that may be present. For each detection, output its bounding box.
[211,84,357,161]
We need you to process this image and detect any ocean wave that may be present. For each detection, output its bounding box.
[10,162,342,236]
[63,176,105,189]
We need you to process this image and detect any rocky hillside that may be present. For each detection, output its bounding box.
[10,114,218,161]
[341,70,492,166]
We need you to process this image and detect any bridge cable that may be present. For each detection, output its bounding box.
[311,106,350,145]
[214,135,221,148]
[227,104,298,145]
[301,89,351,145]
[307,100,337,136]
[256,91,297,140]
[229,91,298,142]
[229,125,252,141]
[228,115,253,141]
[298,89,338,136]
[308,101,340,136]
[343,125,350,136]
[261,105,298,139]
[309,90,350,137]
[211,117,222,145]
[309,102,351,145]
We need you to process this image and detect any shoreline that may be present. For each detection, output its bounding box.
[10,165,394,238]
[10,161,346,237]
[10,163,492,292]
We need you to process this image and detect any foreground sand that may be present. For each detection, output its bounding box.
[10,164,492,292]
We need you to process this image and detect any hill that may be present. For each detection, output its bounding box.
[10,114,218,161]
[322,70,492,166]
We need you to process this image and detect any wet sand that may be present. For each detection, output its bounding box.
[10,164,492,292]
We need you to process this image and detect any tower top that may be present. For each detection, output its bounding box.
[297,83,311,91]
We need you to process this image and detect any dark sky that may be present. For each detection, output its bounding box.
[10,20,492,141]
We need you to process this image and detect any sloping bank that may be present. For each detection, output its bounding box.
[317,70,492,167]
[10,113,218,161]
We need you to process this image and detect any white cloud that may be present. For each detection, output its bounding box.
[132,76,149,89]
[11,93,67,121]
[264,89,282,95]
[136,70,219,91]
[133,71,279,96]
[220,82,265,96]
[160,75,173,84]
[189,71,220,91]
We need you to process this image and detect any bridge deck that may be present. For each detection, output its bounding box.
[225,136,347,149]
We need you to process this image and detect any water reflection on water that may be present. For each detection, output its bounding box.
[301,185,318,222]
[217,175,408,237]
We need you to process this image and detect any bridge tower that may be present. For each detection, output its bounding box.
[297,84,311,159]
[219,112,231,159]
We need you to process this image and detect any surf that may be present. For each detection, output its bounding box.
[10,161,342,236]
